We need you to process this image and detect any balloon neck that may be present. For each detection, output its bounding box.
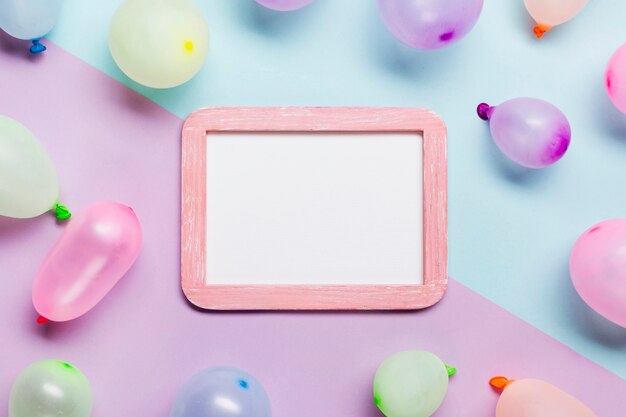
[54,202,72,220]
[29,39,47,54]
[36,315,49,324]
[477,103,494,121]
[489,376,514,392]
[445,365,457,377]
[533,24,551,39]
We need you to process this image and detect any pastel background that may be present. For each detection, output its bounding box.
[2,0,626,416]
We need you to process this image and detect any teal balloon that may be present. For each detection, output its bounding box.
[373,350,454,417]
[0,0,63,40]
[9,360,92,417]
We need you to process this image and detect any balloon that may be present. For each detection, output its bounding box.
[373,350,456,417]
[109,0,209,89]
[377,0,484,50]
[606,43,626,114]
[255,0,314,11]
[171,366,271,417]
[0,115,70,220]
[489,377,596,417]
[523,0,588,38]
[9,360,92,417]
[33,202,142,322]
[570,219,626,328]
[477,98,571,169]
[0,0,63,53]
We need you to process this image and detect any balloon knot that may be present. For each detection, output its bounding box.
[36,315,49,324]
[54,202,72,220]
[477,103,493,121]
[30,39,47,54]
[445,365,457,377]
[489,376,513,392]
[533,24,551,39]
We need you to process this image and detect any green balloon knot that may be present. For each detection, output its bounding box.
[54,203,72,220]
[445,365,457,377]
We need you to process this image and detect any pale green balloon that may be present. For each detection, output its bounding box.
[109,0,210,89]
[9,360,92,417]
[0,115,60,219]
[373,350,454,417]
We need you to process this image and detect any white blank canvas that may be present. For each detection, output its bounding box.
[205,132,423,285]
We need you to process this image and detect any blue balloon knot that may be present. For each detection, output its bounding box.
[30,39,47,54]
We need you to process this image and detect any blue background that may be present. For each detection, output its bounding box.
[48,0,626,378]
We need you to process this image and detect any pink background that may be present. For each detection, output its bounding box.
[1,38,625,416]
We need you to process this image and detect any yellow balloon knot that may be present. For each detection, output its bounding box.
[184,41,194,52]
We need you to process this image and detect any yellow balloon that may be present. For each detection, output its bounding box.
[109,0,209,89]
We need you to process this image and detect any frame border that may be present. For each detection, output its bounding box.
[182,107,447,310]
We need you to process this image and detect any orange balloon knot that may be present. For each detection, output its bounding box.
[490,376,514,392]
[533,24,551,39]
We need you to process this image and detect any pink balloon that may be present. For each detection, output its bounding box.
[570,219,626,328]
[32,202,142,322]
[492,377,596,417]
[606,43,626,114]
[255,0,314,11]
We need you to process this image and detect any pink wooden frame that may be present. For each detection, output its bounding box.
[182,107,447,310]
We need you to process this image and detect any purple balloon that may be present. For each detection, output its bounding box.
[377,0,484,50]
[255,0,314,11]
[477,98,571,169]
[170,367,271,417]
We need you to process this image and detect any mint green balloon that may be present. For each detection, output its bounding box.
[373,350,455,417]
[0,115,70,220]
[9,360,92,417]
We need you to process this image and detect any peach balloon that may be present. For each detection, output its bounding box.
[490,377,596,417]
[523,0,588,38]
[606,43,626,114]
[570,219,626,328]
[33,202,142,322]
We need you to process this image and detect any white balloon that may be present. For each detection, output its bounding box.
[109,0,209,89]
[0,115,60,219]
[0,0,63,40]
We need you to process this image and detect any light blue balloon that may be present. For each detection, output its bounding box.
[171,367,271,417]
[0,0,63,40]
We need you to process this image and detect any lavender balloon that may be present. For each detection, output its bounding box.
[477,98,571,169]
[171,367,271,417]
[255,0,314,11]
[377,0,484,50]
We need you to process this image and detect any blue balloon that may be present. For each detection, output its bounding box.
[170,367,271,417]
[0,0,63,43]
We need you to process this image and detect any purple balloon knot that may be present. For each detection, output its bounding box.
[477,103,493,121]
[439,31,455,42]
